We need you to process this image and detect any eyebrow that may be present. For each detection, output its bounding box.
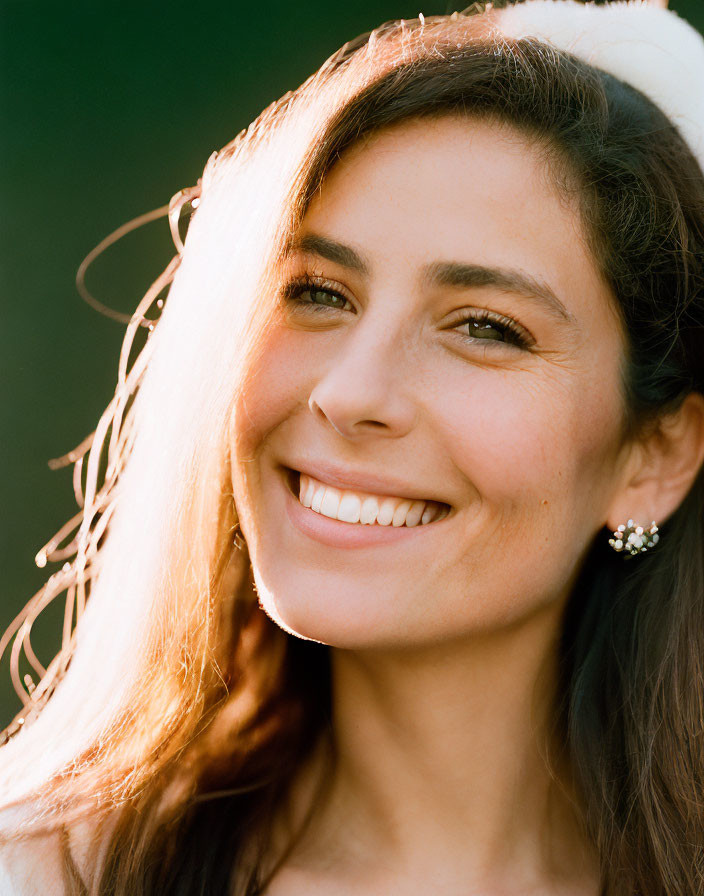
[284,232,576,325]
[286,233,371,275]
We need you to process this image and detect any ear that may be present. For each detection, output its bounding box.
[606,392,704,532]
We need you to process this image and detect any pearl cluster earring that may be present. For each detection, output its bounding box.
[608,520,659,556]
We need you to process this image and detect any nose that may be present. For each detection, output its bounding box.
[307,317,417,440]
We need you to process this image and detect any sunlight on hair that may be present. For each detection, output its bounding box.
[0,17,410,823]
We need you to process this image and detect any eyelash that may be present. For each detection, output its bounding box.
[280,275,533,350]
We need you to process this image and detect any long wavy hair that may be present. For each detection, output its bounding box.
[1,5,703,895]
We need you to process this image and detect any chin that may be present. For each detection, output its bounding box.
[251,564,410,650]
[254,575,325,644]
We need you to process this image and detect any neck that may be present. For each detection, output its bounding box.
[274,602,600,894]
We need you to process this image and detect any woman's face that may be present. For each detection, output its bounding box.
[230,115,631,649]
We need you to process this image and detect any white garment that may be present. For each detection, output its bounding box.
[493,0,704,178]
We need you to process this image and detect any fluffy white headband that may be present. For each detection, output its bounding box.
[490,0,704,177]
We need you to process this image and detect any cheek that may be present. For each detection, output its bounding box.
[232,327,309,460]
[228,327,301,545]
[228,321,626,645]
[425,363,624,613]
[424,356,624,564]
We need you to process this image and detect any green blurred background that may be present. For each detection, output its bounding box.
[2,0,703,728]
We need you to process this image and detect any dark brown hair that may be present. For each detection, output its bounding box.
[62,12,704,896]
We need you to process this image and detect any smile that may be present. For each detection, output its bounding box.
[297,471,449,526]
[282,467,452,549]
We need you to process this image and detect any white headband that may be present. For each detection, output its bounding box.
[491,0,704,178]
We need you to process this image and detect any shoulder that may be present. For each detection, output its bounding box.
[0,832,66,896]
[0,806,120,895]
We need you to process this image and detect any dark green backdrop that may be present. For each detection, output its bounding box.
[2,0,703,727]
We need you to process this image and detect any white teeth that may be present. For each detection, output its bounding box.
[405,500,426,528]
[296,473,449,527]
[376,497,398,526]
[391,500,413,527]
[311,485,325,513]
[360,496,380,525]
[303,476,315,507]
[338,493,361,524]
[320,487,342,519]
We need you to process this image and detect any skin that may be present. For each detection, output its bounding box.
[228,116,702,894]
[231,115,631,650]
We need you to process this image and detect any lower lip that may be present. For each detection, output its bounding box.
[282,470,450,549]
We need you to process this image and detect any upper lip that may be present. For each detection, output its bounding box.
[283,458,452,507]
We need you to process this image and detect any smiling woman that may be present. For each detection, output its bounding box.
[235,116,629,652]
[1,2,704,895]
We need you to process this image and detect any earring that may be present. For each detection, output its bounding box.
[608,519,659,555]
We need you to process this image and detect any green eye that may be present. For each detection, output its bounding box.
[454,312,532,349]
[281,277,352,312]
[305,287,347,308]
[467,319,504,340]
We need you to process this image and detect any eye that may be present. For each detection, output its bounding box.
[451,310,533,350]
[280,276,353,313]
[280,277,534,350]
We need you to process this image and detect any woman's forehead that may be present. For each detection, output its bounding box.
[304,118,574,259]
[294,116,617,329]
